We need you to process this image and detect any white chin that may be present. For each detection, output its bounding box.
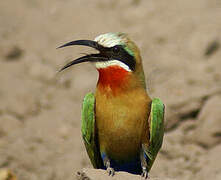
[95,60,131,72]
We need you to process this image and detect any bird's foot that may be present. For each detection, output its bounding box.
[141,167,149,179]
[103,157,115,176]
[106,167,115,176]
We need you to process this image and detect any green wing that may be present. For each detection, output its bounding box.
[143,98,165,171]
[81,93,103,168]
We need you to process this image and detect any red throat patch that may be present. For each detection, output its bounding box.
[97,65,130,94]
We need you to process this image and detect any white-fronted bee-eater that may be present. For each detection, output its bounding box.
[58,32,165,178]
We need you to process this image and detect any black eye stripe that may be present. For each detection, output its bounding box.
[112,46,120,53]
[106,45,136,71]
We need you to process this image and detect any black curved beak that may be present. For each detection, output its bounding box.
[59,53,108,72]
[57,40,105,51]
[58,40,107,72]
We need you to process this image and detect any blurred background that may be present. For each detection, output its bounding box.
[0,0,221,179]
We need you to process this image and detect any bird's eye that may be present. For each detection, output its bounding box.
[112,46,120,54]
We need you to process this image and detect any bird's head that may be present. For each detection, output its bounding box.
[59,32,146,91]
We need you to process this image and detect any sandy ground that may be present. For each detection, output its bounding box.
[0,0,221,179]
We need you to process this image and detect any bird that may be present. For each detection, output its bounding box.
[58,32,165,178]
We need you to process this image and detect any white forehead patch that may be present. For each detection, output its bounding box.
[95,60,131,72]
[94,33,124,47]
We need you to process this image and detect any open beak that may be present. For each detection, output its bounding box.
[58,40,108,72]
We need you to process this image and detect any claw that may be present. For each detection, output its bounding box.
[103,157,115,176]
[106,167,115,176]
[141,167,149,179]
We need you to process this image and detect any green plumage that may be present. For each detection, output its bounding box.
[81,93,103,168]
[81,93,164,172]
[143,98,165,171]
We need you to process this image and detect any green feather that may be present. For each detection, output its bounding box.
[81,93,103,168]
[143,98,165,171]
[124,45,135,57]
